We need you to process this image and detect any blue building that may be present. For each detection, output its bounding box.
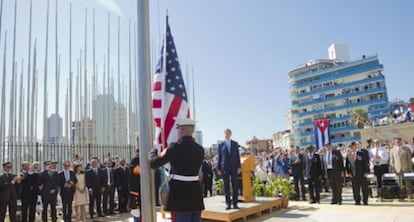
[289,45,389,148]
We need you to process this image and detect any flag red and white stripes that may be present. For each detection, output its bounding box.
[152,17,189,150]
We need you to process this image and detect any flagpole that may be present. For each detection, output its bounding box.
[9,0,18,146]
[55,0,59,145]
[26,0,33,143]
[43,0,50,144]
[137,0,156,221]
[69,3,72,145]
[0,32,7,146]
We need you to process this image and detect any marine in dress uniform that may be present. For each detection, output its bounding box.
[150,118,205,222]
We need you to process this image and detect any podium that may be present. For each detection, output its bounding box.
[238,155,255,202]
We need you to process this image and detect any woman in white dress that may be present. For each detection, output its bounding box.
[73,164,87,220]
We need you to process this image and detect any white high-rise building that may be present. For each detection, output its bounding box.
[328,43,350,62]
[47,113,63,144]
[114,102,128,145]
[93,95,115,145]
[93,94,128,145]
[195,130,203,147]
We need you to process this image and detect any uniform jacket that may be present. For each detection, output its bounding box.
[305,153,323,179]
[150,136,205,212]
[322,149,345,176]
[346,149,370,177]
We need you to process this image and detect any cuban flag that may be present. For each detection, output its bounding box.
[314,119,331,150]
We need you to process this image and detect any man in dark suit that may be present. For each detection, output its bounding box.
[86,158,103,218]
[149,118,205,221]
[59,160,78,222]
[323,143,345,205]
[346,142,370,205]
[114,159,129,213]
[39,161,60,222]
[291,146,306,201]
[0,161,20,222]
[100,158,115,215]
[305,146,323,204]
[20,161,40,222]
[201,158,214,197]
[217,128,241,210]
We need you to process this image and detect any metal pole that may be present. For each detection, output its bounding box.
[137,0,156,221]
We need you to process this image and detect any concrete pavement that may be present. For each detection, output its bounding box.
[14,187,413,222]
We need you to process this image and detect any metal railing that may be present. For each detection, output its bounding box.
[0,143,135,173]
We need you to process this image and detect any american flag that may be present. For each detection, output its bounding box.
[314,119,331,150]
[152,16,190,149]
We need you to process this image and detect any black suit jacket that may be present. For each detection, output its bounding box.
[346,149,370,177]
[0,173,18,202]
[323,149,345,176]
[114,166,129,189]
[19,172,40,200]
[100,168,115,187]
[310,153,323,178]
[86,168,102,192]
[217,140,241,173]
[291,153,305,177]
[39,170,60,197]
[58,170,77,198]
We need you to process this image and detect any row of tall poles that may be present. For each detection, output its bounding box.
[0,0,140,150]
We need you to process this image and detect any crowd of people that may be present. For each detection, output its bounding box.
[210,137,414,205]
[0,149,142,222]
[1,133,413,221]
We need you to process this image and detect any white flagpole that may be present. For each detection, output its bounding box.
[9,0,18,145]
[55,0,59,145]
[26,0,33,143]
[43,0,50,144]
[84,8,88,146]
[69,3,72,145]
[117,15,120,146]
[137,0,156,221]
[0,32,7,145]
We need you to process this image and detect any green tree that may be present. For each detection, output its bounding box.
[350,108,369,129]
[409,97,414,105]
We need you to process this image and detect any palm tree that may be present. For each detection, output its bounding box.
[350,108,369,129]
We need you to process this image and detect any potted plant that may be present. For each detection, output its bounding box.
[214,179,224,195]
[274,176,295,208]
[252,175,265,196]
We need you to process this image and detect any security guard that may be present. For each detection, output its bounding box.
[149,118,205,222]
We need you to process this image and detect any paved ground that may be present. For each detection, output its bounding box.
[10,187,414,222]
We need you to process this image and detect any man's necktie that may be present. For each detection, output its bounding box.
[328,151,331,165]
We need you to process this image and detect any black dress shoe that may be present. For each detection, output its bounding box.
[98,214,104,217]
[363,202,368,205]
[355,202,361,205]
[330,202,338,204]
[233,206,240,209]
[225,206,231,210]
[310,201,317,204]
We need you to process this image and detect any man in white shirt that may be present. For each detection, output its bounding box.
[369,139,389,198]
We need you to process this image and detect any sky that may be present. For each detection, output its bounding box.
[1,0,414,147]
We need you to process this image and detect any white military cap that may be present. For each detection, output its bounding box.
[175,118,196,128]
